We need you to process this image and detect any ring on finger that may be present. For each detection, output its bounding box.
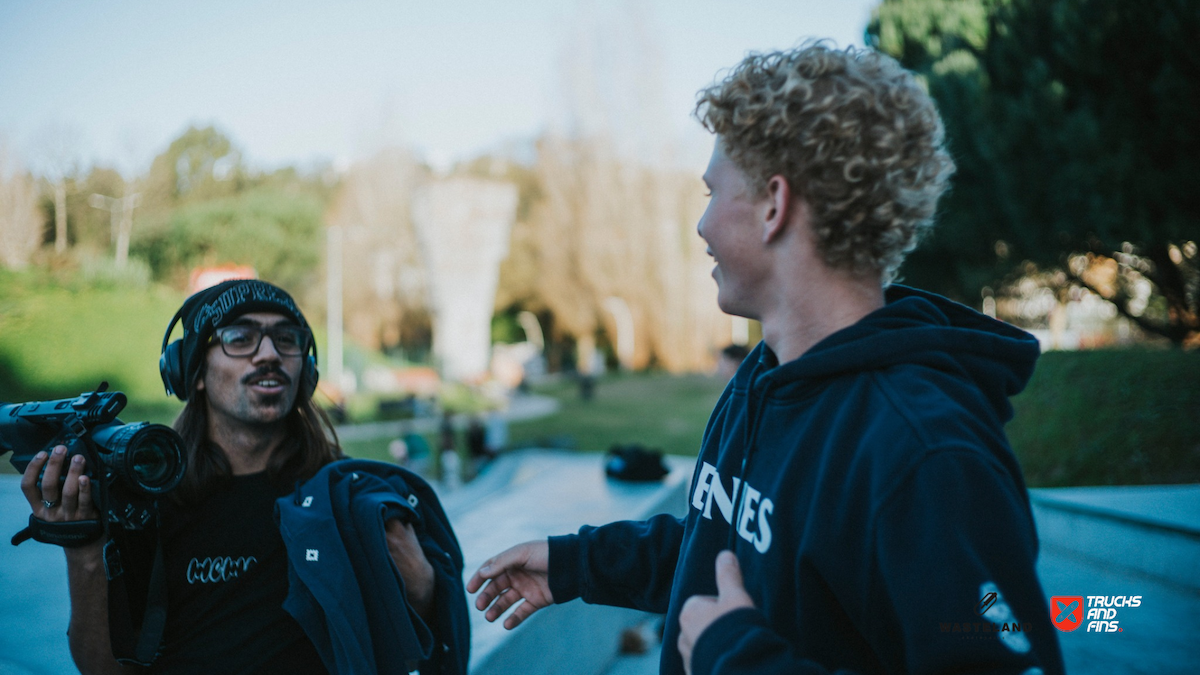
[42,499,59,509]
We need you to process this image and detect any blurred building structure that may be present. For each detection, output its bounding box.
[413,178,518,381]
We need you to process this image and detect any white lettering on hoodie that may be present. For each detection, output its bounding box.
[691,461,774,553]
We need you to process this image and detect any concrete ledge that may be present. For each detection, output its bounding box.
[440,449,692,675]
[1030,486,1200,591]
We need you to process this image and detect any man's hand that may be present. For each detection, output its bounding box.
[678,551,755,675]
[385,518,436,622]
[21,445,102,536]
[466,540,553,630]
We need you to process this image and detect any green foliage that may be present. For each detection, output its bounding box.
[871,0,1200,340]
[0,268,185,415]
[143,126,244,209]
[1009,348,1200,486]
[490,306,525,344]
[133,189,324,290]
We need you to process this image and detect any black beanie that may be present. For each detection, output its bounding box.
[171,279,311,396]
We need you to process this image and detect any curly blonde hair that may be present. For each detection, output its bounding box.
[696,42,955,282]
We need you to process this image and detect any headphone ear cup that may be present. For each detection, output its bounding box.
[300,355,319,402]
[160,340,188,401]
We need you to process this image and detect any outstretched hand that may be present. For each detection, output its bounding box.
[466,540,553,630]
[678,550,755,675]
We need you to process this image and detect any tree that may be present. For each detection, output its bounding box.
[870,0,1200,344]
[33,123,84,255]
[323,147,431,352]
[143,126,243,213]
[132,189,324,292]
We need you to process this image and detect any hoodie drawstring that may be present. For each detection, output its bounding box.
[727,357,775,552]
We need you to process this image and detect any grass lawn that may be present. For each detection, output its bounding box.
[336,373,729,466]
[507,373,728,456]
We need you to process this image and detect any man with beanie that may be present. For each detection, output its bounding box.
[20,279,465,674]
[468,44,1064,674]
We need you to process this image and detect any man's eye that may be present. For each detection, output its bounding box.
[276,332,301,348]
[225,330,255,345]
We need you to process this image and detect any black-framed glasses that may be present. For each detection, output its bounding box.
[211,325,310,357]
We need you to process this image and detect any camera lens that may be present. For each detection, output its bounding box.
[91,422,187,496]
[129,429,181,490]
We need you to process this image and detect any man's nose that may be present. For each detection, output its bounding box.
[252,335,283,362]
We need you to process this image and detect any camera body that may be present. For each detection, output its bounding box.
[1,384,186,531]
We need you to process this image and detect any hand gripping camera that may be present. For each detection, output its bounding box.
[1,382,186,546]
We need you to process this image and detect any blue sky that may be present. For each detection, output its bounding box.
[0,0,877,175]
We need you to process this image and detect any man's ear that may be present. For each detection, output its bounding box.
[194,360,207,392]
[762,175,793,244]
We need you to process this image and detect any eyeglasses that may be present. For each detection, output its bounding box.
[211,325,310,358]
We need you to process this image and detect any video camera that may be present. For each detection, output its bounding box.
[1,382,186,534]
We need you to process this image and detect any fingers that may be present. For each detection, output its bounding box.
[714,550,744,597]
[467,543,527,593]
[19,450,49,506]
[468,540,554,629]
[502,596,546,630]
[39,445,68,505]
[20,447,97,522]
[60,454,86,514]
[678,595,717,675]
[473,570,512,610]
[716,550,755,608]
[484,583,523,622]
[77,475,96,518]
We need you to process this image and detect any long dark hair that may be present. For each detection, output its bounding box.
[172,395,344,504]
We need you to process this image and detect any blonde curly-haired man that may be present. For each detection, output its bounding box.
[471,43,1064,675]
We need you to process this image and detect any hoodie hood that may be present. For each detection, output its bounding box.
[736,285,1040,424]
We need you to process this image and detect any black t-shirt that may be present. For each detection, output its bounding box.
[150,472,328,675]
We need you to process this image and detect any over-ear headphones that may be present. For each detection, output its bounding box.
[159,308,320,403]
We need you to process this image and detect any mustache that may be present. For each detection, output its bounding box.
[242,367,292,386]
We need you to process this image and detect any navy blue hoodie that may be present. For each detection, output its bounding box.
[548,286,1065,675]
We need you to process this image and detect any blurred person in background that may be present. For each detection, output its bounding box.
[716,343,750,380]
[469,42,1063,675]
[21,279,467,674]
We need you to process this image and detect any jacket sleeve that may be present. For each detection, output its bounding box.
[690,448,1064,675]
[547,513,684,614]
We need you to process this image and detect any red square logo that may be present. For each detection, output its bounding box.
[1051,596,1083,632]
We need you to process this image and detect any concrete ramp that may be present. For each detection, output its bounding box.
[1030,485,1200,674]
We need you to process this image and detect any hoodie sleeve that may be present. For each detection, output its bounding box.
[548,513,684,613]
[689,447,1064,675]
[868,447,1063,674]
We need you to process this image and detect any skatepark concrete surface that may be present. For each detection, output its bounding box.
[1,452,1196,674]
